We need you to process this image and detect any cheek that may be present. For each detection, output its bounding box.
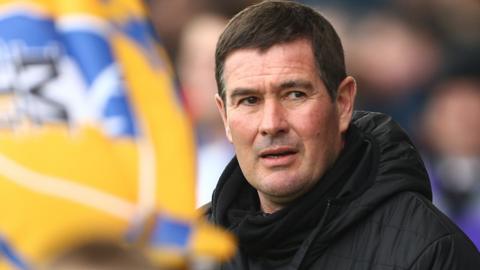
[292,108,340,155]
[293,108,332,138]
[227,113,257,145]
[228,114,258,173]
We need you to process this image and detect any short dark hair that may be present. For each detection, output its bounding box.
[215,0,346,101]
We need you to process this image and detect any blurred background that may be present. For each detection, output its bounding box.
[146,0,480,247]
[0,1,477,268]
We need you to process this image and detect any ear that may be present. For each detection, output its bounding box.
[215,94,232,142]
[335,76,357,133]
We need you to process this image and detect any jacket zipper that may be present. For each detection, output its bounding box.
[287,199,332,270]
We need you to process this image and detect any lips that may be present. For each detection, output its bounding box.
[258,146,298,167]
[259,147,298,158]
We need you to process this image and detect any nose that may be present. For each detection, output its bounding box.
[259,99,289,136]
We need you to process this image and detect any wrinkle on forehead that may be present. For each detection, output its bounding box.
[223,39,317,93]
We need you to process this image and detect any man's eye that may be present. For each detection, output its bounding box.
[239,96,259,105]
[287,91,306,99]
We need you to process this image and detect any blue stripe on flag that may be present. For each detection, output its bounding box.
[0,15,58,47]
[119,18,164,70]
[151,216,191,248]
[103,87,137,136]
[62,31,114,87]
[121,20,151,51]
[0,235,29,270]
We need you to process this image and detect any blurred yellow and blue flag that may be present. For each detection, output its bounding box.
[0,0,234,269]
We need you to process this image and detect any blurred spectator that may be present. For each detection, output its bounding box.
[420,76,480,248]
[148,1,261,207]
[147,0,206,60]
[394,0,480,69]
[46,236,223,270]
[176,14,234,206]
[47,239,158,270]
[147,0,260,61]
[204,0,262,18]
[346,11,442,134]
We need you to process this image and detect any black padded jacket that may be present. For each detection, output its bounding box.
[206,111,480,269]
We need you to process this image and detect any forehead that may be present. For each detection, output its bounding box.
[223,39,318,90]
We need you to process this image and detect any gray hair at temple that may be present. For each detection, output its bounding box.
[215,0,346,102]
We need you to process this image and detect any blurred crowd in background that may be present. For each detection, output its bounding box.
[146,0,480,248]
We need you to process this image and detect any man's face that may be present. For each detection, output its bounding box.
[216,39,354,212]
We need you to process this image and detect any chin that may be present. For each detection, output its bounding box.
[261,176,311,198]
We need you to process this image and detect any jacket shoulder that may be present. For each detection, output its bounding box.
[309,192,479,269]
[408,233,480,269]
[372,191,479,269]
[393,192,469,239]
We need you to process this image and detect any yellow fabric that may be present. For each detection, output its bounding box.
[0,0,234,268]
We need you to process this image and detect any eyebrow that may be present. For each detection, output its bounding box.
[227,79,314,103]
[277,79,314,91]
[228,88,258,102]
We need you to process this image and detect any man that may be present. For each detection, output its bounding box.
[206,1,480,269]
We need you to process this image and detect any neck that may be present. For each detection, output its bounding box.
[258,193,288,214]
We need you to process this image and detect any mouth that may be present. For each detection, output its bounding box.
[259,147,298,159]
